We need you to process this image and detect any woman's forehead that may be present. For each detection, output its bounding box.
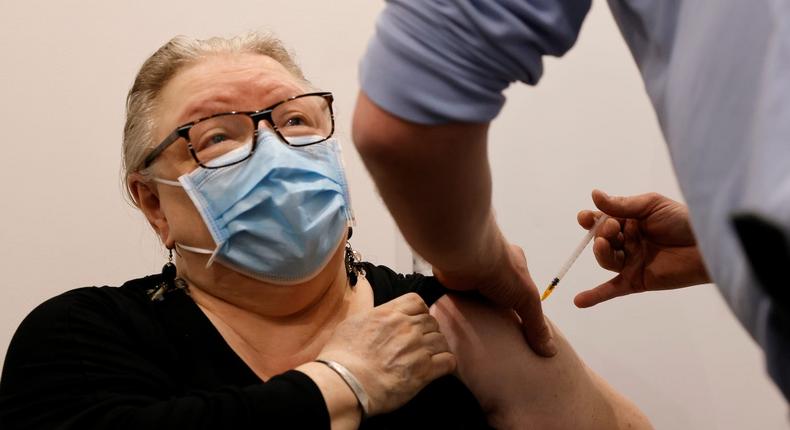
[158,53,306,129]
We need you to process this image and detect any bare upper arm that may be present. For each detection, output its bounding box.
[429,294,653,430]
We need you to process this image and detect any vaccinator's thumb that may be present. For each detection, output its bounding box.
[591,189,656,219]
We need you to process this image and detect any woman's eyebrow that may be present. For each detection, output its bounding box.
[174,79,307,125]
[178,98,236,124]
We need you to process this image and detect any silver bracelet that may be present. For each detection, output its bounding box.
[315,359,370,419]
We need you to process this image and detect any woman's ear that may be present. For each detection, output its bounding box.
[128,172,172,248]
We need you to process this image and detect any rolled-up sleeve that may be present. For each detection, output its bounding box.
[360,0,592,124]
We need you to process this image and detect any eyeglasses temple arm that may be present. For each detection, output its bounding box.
[143,130,180,168]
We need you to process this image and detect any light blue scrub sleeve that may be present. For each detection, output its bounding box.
[359,0,592,124]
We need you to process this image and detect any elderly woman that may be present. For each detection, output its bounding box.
[0,33,650,429]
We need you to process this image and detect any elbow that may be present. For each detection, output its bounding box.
[351,91,414,168]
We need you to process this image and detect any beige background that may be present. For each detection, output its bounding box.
[1,0,787,428]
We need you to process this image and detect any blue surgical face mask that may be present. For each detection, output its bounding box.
[154,130,354,284]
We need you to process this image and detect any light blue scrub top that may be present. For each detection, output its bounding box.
[360,0,790,399]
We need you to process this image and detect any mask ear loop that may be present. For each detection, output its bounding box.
[344,227,365,287]
[174,242,221,269]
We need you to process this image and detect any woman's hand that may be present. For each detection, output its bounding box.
[317,292,456,416]
[575,190,711,308]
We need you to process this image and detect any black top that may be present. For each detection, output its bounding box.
[0,263,490,429]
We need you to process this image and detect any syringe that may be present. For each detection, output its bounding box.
[541,214,610,301]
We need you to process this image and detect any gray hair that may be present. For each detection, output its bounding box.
[121,32,306,203]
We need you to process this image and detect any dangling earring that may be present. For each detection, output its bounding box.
[149,248,178,301]
[344,227,365,287]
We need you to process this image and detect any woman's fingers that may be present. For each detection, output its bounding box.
[428,351,456,380]
[414,313,440,334]
[422,331,451,355]
[388,292,430,316]
[418,321,456,382]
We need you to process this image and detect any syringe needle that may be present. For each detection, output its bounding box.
[541,214,610,301]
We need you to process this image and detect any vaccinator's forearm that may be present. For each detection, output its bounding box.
[352,92,505,280]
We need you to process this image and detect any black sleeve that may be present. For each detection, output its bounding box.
[0,289,329,430]
[361,263,450,307]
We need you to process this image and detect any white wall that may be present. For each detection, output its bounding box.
[0,1,786,428]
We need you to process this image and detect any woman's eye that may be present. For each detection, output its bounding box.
[194,132,230,152]
[199,133,228,148]
[284,116,306,127]
[209,134,228,144]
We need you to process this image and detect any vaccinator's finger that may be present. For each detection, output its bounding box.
[597,217,623,240]
[592,236,625,272]
[573,275,631,308]
[592,189,662,219]
[516,296,557,358]
[577,210,602,229]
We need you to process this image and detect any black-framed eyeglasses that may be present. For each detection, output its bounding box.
[143,91,335,169]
